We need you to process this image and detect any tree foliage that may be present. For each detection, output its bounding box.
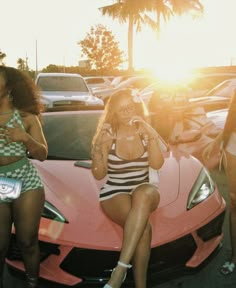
[78,24,125,72]
[0,50,6,65]
[17,57,29,71]
[99,0,204,71]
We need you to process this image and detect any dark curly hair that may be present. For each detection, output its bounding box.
[0,65,43,114]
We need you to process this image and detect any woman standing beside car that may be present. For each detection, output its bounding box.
[0,66,48,288]
[91,89,164,288]
[203,91,236,275]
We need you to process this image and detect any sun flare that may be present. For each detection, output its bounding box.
[135,13,208,85]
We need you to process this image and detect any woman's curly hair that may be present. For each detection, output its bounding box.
[0,65,43,115]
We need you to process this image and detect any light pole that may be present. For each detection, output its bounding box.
[35,39,38,77]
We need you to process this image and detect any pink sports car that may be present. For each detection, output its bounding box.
[6,110,226,287]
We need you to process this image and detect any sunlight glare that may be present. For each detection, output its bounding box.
[151,63,194,85]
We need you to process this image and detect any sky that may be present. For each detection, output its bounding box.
[1,0,236,73]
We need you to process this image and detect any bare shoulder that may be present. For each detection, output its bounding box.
[19,111,41,128]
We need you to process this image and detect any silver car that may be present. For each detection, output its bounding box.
[35,73,104,108]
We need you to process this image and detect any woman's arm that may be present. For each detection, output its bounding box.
[23,115,48,161]
[146,135,164,170]
[91,125,112,180]
[132,116,164,170]
[91,141,109,180]
[6,114,48,161]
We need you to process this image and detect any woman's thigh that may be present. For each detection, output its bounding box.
[132,183,160,212]
[100,194,132,227]
[0,203,13,247]
[225,151,236,205]
[13,189,45,237]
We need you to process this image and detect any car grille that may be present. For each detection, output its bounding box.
[60,234,197,286]
[53,100,86,106]
[6,234,60,262]
[197,211,225,241]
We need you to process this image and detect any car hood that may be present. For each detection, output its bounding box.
[41,91,103,106]
[42,91,91,97]
[32,151,202,249]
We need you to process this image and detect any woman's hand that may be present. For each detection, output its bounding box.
[129,116,156,138]
[2,121,27,144]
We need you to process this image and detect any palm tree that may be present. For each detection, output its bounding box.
[0,50,6,65]
[99,0,203,72]
[99,0,150,72]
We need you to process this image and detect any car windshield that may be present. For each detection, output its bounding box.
[37,76,89,92]
[42,112,101,160]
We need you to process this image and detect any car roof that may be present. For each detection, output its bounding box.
[206,78,236,97]
[36,72,82,78]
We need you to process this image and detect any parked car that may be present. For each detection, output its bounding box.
[84,76,113,91]
[187,72,236,97]
[207,108,228,130]
[144,83,229,113]
[6,110,226,287]
[188,95,229,112]
[205,78,236,98]
[94,76,155,103]
[35,73,104,109]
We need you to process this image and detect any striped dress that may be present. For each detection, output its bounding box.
[99,138,149,201]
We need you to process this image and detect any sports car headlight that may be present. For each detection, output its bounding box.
[187,167,215,210]
[42,201,68,223]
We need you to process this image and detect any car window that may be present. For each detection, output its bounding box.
[42,111,168,160]
[206,80,236,97]
[42,112,101,160]
[37,76,89,92]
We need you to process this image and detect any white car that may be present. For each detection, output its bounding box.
[84,76,113,91]
[207,108,228,130]
[35,73,104,109]
[187,72,236,97]
[206,78,236,98]
[93,76,155,103]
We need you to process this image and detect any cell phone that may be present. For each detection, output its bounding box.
[74,161,91,169]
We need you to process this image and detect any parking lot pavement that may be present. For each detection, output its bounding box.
[3,170,236,288]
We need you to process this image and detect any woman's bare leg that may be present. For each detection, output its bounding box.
[132,222,152,288]
[101,183,160,288]
[0,203,13,288]
[225,151,236,263]
[13,189,45,287]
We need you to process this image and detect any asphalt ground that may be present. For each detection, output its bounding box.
[3,169,236,288]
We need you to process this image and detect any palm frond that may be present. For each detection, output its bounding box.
[169,0,204,16]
